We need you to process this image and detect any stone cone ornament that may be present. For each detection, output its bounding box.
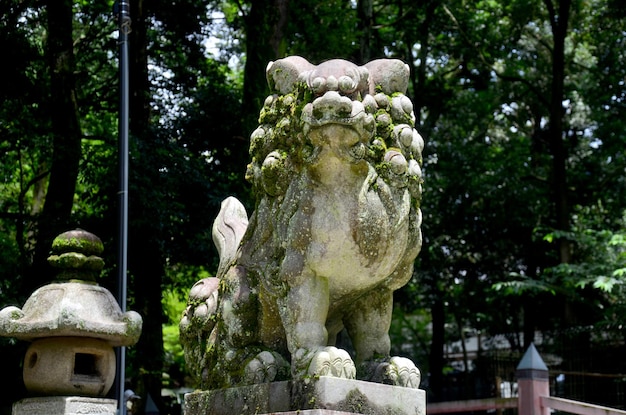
[0,229,142,397]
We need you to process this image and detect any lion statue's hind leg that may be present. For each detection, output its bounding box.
[344,289,421,389]
[361,356,421,389]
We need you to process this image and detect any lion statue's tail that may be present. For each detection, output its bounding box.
[212,196,249,277]
[179,196,249,384]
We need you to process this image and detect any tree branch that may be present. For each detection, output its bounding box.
[441,4,551,110]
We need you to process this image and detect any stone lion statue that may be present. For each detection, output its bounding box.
[180,56,424,390]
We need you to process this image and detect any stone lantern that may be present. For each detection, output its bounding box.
[0,229,142,414]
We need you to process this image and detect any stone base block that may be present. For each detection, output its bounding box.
[13,396,117,415]
[184,377,425,415]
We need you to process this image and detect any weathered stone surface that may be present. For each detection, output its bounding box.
[48,229,105,282]
[0,229,142,345]
[185,381,291,415]
[13,396,117,415]
[0,282,142,345]
[180,56,424,391]
[22,337,116,396]
[257,411,360,415]
[184,377,426,415]
[261,411,360,415]
[0,229,142,398]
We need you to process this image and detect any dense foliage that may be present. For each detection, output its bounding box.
[1,0,625,412]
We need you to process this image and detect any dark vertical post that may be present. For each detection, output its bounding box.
[516,343,550,415]
[115,1,131,414]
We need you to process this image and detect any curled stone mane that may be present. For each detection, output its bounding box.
[246,56,423,202]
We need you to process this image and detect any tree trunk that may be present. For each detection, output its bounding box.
[126,1,166,412]
[544,0,581,333]
[30,0,82,291]
[128,234,166,414]
[411,0,437,124]
[356,0,373,64]
[129,0,150,137]
[544,0,572,264]
[429,295,446,401]
[241,0,289,136]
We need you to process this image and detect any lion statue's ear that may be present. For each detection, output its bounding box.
[266,56,315,95]
[364,59,410,95]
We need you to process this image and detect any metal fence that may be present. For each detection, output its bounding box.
[431,326,626,411]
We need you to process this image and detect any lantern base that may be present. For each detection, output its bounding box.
[13,396,117,415]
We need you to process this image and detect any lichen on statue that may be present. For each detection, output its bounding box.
[180,56,425,390]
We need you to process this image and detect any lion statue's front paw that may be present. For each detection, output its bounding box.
[244,350,290,384]
[294,346,356,380]
[360,356,421,389]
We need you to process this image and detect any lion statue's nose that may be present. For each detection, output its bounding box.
[305,91,354,124]
[302,91,374,134]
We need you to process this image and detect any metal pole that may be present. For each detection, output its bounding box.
[116,1,131,414]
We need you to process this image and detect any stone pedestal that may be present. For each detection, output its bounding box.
[13,396,117,415]
[184,377,425,415]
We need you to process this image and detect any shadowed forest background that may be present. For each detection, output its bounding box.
[1,0,625,414]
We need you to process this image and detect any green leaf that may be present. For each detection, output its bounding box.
[613,268,626,278]
[609,234,626,246]
[592,276,620,293]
